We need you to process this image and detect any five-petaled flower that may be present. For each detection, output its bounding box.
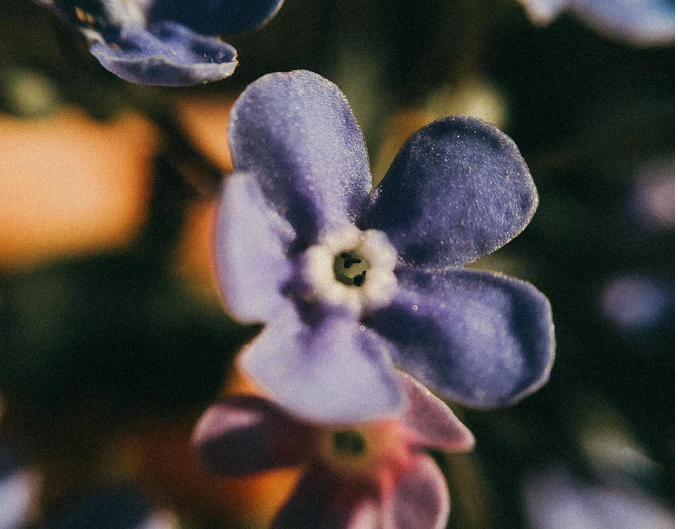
[216,70,555,423]
[35,0,284,85]
[193,373,475,529]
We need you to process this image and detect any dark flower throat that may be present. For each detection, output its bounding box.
[334,251,369,287]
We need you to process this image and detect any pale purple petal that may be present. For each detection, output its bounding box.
[369,268,555,408]
[229,70,373,246]
[41,483,158,529]
[193,396,315,476]
[240,309,404,424]
[384,455,450,529]
[149,0,284,36]
[272,467,381,529]
[0,471,37,529]
[519,0,675,47]
[215,172,296,323]
[523,467,675,529]
[361,116,537,268]
[90,22,237,86]
[398,372,475,451]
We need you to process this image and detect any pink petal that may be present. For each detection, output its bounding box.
[399,372,475,451]
[384,454,450,529]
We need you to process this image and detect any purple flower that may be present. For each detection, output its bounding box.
[216,70,555,423]
[35,0,284,85]
[600,274,672,331]
[523,467,674,529]
[193,373,475,529]
[518,0,674,47]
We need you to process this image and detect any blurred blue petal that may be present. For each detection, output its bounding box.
[523,468,674,529]
[600,274,671,331]
[370,268,555,408]
[629,161,675,229]
[362,116,538,268]
[41,483,159,529]
[519,0,675,46]
[0,445,37,529]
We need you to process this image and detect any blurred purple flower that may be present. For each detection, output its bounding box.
[518,0,675,47]
[194,373,474,529]
[34,0,284,85]
[523,467,674,529]
[600,274,672,331]
[0,446,38,529]
[215,70,555,423]
[629,161,675,229]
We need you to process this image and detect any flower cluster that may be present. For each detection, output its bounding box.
[34,0,284,85]
[193,69,556,526]
[194,373,474,529]
[214,70,555,423]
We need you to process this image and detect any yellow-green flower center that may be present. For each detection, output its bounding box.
[333,251,370,287]
[332,429,367,457]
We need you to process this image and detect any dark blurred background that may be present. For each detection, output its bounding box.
[0,0,673,527]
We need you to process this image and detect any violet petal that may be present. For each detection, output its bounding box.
[519,0,675,47]
[193,396,315,476]
[215,172,296,323]
[149,0,284,36]
[272,467,381,529]
[240,309,404,424]
[369,268,555,408]
[229,70,373,247]
[90,22,237,86]
[362,116,537,268]
[398,372,475,451]
[384,454,450,529]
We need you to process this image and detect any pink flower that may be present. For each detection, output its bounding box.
[193,373,474,528]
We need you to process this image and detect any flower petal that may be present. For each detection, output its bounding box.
[362,116,537,268]
[398,373,475,451]
[272,467,381,529]
[193,396,315,476]
[229,70,373,245]
[240,309,404,424]
[215,172,296,323]
[571,0,675,47]
[519,0,675,47]
[383,455,450,529]
[369,268,555,408]
[149,0,285,36]
[90,22,237,86]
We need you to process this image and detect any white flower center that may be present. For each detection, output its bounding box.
[301,225,398,316]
